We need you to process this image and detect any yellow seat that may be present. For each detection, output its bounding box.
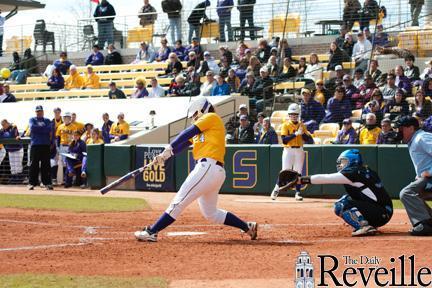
[127,25,154,46]
[291,54,330,63]
[342,62,356,70]
[275,81,305,90]
[269,14,301,37]
[318,123,340,137]
[201,22,220,39]
[351,109,362,121]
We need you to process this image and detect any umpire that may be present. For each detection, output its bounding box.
[397,116,432,236]
[28,105,53,190]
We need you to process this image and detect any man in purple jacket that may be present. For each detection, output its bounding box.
[85,45,105,66]
[395,65,412,97]
[217,0,234,42]
[300,88,325,133]
[323,86,352,124]
[334,118,357,144]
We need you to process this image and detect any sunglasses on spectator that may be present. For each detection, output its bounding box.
[317,83,324,86]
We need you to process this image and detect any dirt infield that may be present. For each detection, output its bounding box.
[0,186,429,288]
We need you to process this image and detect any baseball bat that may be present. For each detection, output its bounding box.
[100,161,154,195]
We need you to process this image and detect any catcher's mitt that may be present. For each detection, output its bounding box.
[278,169,300,192]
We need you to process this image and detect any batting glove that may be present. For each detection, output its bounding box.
[155,145,174,165]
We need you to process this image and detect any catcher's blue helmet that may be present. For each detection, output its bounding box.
[336,149,363,171]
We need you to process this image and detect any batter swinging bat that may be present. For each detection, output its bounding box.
[100,161,154,195]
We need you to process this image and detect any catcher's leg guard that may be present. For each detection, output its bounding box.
[334,195,368,230]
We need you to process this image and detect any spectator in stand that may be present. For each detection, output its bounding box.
[226,69,241,92]
[368,59,382,84]
[352,32,372,72]
[229,115,255,144]
[133,41,155,63]
[249,55,261,77]
[11,48,37,84]
[279,39,292,61]
[47,68,65,91]
[395,65,412,96]
[374,24,390,47]
[173,40,187,61]
[325,65,345,96]
[131,78,149,98]
[342,74,358,105]
[225,104,254,137]
[328,42,348,71]
[362,99,384,125]
[323,86,352,124]
[304,53,323,83]
[168,75,185,96]
[238,0,255,40]
[343,0,361,30]
[239,72,256,99]
[359,113,381,144]
[101,113,113,143]
[53,51,72,75]
[156,38,171,62]
[82,65,101,89]
[352,74,377,109]
[212,75,231,96]
[383,89,410,120]
[172,74,201,96]
[108,82,126,99]
[139,0,157,27]
[28,105,53,190]
[0,119,24,184]
[64,131,87,188]
[267,55,279,78]
[148,78,166,97]
[404,55,421,83]
[353,68,365,88]
[334,118,357,144]
[235,42,249,60]
[413,89,432,119]
[10,51,21,73]
[256,117,278,144]
[64,65,84,90]
[421,59,432,80]
[217,0,234,42]
[2,84,16,103]
[93,0,116,48]
[198,51,221,75]
[410,0,424,26]
[422,78,432,97]
[301,88,325,133]
[104,44,122,65]
[187,1,210,44]
[219,46,233,65]
[253,112,265,135]
[377,118,400,144]
[165,52,183,75]
[162,0,182,44]
[109,112,130,142]
[187,51,198,68]
[200,71,217,96]
[381,73,398,101]
[335,26,348,50]
[235,57,249,81]
[359,0,379,30]
[423,115,432,132]
[363,27,373,42]
[279,57,297,80]
[297,57,307,77]
[219,58,231,78]
[85,45,104,66]
[185,37,203,61]
[252,67,273,113]
[313,79,332,106]
[81,123,94,144]
[256,39,271,64]
[343,34,356,58]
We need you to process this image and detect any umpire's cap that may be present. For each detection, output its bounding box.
[394,116,419,128]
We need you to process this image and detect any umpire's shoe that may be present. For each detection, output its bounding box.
[246,222,258,240]
[410,220,432,236]
[135,226,158,242]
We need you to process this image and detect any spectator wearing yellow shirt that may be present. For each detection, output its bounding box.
[359,113,381,144]
[71,113,85,135]
[81,123,94,144]
[109,112,130,142]
[64,65,84,90]
[313,79,332,106]
[82,65,101,89]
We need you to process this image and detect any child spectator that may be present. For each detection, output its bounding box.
[334,118,357,144]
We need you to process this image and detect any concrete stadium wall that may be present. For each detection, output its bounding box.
[92,144,416,199]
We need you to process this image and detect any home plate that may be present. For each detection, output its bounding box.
[167,231,207,237]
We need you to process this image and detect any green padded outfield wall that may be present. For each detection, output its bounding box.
[269,145,323,197]
[86,144,105,188]
[378,145,416,198]
[103,145,135,190]
[175,145,270,194]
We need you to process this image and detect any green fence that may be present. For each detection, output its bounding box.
[94,144,417,198]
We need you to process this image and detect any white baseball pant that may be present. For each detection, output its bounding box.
[0,148,6,165]
[58,146,69,166]
[282,147,305,174]
[8,149,24,175]
[166,158,228,224]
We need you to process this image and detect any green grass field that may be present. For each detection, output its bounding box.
[0,194,149,213]
[0,274,168,288]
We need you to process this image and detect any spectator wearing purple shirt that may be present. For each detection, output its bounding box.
[395,65,412,96]
[323,86,352,124]
[377,118,400,144]
[300,88,325,133]
[131,78,149,98]
[342,74,358,106]
[334,118,357,144]
[156,38,172,62]
[85,45,104,66]
[172,40,187,61]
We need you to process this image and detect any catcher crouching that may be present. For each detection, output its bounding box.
[277,149,393,236]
